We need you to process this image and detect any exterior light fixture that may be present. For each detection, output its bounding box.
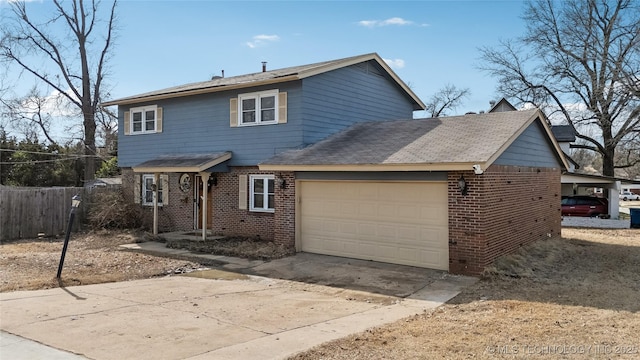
[71,194,81,209]
[458,175,468,196]
[207,176,217,188]
[276,175,286,189]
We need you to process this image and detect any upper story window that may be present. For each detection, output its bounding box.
[229,91,286,128]
[239,90,278,126]
[129,105,159,134]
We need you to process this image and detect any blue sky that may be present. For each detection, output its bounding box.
[110,0,527,114]
[2,0,529,137]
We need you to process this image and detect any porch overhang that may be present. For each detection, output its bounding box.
[132,152,232,173]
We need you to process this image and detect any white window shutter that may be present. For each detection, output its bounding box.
[134,174,141,204]
[238,174,247,210]
[156,107,163,133]
[161,174,169,204]
[230,98,238,127]
[278,92,287,124]
[124,111,131,135]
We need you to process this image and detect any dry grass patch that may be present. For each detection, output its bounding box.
[0,230,202,292]
[165,236,295,260]
[289,228,640,359]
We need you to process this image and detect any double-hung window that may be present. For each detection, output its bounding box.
[142,174,163,206]
[239,90,278,126]
[249,175,274,212]
[131,105,158,134]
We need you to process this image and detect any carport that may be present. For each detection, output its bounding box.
[561,172,621,219]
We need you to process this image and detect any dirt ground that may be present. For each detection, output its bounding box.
[2,228,639,359]
[0,230,204,292]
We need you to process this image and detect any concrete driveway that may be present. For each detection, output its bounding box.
[1,250,476,360]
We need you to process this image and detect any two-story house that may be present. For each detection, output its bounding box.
[104,53,568,275]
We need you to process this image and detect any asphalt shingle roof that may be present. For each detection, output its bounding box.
[133,152,231,171]
[102,53,424,109]
[261,109,541,166]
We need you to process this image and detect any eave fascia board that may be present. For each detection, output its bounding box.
[258,162,482,172]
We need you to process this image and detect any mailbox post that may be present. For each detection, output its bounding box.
[57,194,81,279]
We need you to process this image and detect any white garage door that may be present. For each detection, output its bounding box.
[299,181,449,270]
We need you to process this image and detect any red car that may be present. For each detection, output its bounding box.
[561,196,608,218]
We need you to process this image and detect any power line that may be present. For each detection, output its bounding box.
[0,148,93,157]
[0,156,87,165]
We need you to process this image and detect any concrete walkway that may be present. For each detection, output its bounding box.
[1,245,477,360]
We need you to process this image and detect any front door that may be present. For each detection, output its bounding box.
[194,175,213,230]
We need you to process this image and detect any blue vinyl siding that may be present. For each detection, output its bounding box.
[302,62,415,145]
[118,82,304,167]
[118,61,416,168]
[494,121,561,168]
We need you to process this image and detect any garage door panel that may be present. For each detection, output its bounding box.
[300,181,449,270]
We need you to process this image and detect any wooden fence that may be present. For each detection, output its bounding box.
[0,186,85,241]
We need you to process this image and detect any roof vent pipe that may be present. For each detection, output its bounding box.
[262,61,267,72]
[222,70,224,78]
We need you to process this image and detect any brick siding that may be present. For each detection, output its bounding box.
[448,165,561,275]
[122,167,287,243]
[210,167,275,240]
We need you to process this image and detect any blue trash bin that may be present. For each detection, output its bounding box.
[630,208,640,229]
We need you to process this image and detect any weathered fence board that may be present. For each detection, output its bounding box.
[0,187,85,241]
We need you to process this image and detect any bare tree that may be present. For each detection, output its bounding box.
[0,0,117,181]
[424,84,470,118]
[479,0,640,177]
[0,86,66,145]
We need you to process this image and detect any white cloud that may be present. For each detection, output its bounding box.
[383,58,405,69]
[358,17,427,28]
[19,89,78,118]
[245,34,280,48]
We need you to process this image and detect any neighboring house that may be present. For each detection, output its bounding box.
[550,125,580,173]
[103,53,567,276]
[548,124,623,217]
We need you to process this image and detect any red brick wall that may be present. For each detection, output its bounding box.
[274,172,296,247]
[448,170,486,275]
[211,167,275,241]
[121,167,284,241]
[448,165,561,275]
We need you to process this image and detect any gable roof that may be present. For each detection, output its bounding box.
[260,109,569,172]
[102,53,425,110]
[488,98,517,113]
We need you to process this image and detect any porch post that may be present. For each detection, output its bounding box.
[200,172,210,240]
[153,172,159,235]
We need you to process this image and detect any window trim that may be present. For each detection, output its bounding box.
[142,174,163,206]
[238,90,279,126]
[130,105,158,134]
[249,174,275,212]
